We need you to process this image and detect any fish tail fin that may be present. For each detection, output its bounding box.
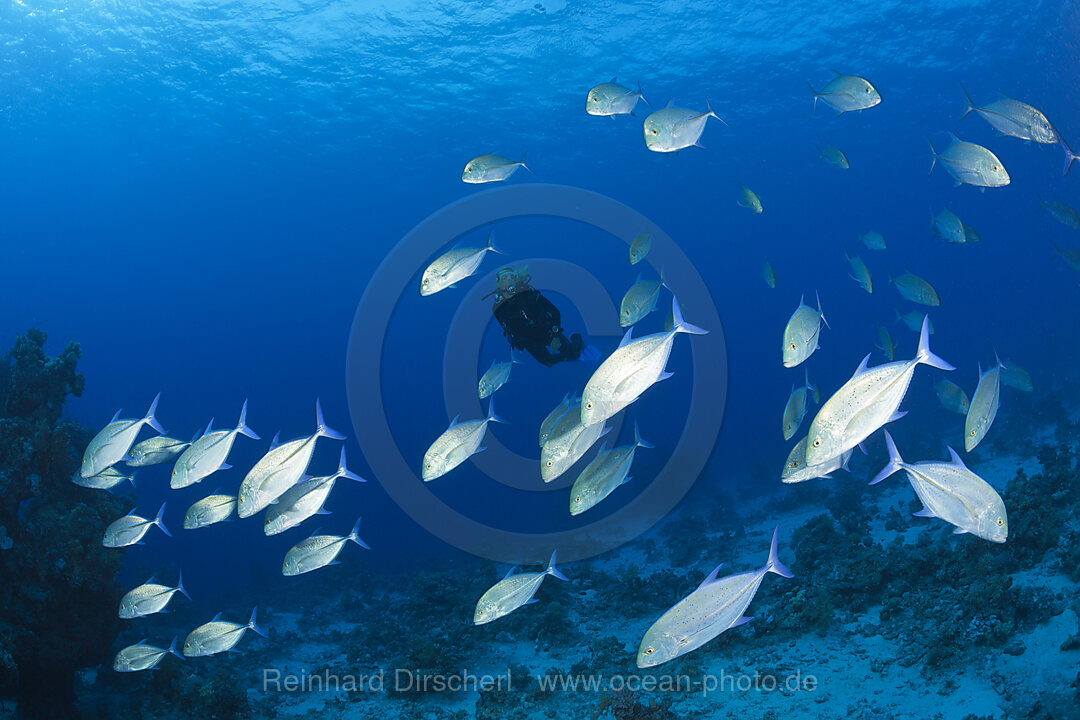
[314,398,346,440]
[247,607,268,639]
[348,517,371,549]
[546,549,570,581]
[128,471,138,489]
[807,82,819,115]
[154,502,171,538]
[484,231,505,256]
[633,419,654,449]
[175,568,191,601]
[636,79,650,108]
[765,527,794,578]
[915,315,954,370]
[927,136,939,175]
[235,399,260,440]
[704,96,727,125]
[870,430,904,485]
[518,151,533,175]
[1060,134,1079,176]
[670,297,708,335]
[486,396,509,425]
[144,393,165,434]
[959,82,976,119]
[336,447,365,482]
[167,636,184,660]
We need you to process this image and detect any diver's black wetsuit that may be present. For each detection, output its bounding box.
[494,288,583,367]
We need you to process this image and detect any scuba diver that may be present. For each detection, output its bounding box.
[488,267,598,367]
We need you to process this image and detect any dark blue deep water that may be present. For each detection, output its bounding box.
[2,1,1079,718]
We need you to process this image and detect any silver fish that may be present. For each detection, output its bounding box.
[929,133,1010,188]
[586,78,646,116]
[738,184,763,214]
[119,571,190,619]
[872,430,1007,542]
[238,400,344,518]
[420,233,503,296]
[264,448,364,536]
[805,316,953,467]
[619,272,668,327]
[843,248,873,294]
[629,232,652,265]
[960,223,982,244]
[581,297,707,427]
[113,638,182,672]
[182,607,266,657]
[809,73,881,114]
[935,378,970,415]
[569,421,653,516]
[461,153,530,184]
[637,528,792,668]
[81,395,164,478]
[103,503,170,548]
[478,353,522,399]
[171,401,259,489]
[539,393,576,447]
[818,145,849,169]
[643,101,722,153]
[782,370,817,441]
[965,360,1002,452]
[125,435,191,467]
[960,85,1056,144]
[474,550,568,625]
[541,408,610,483]
[782,293,827,368]
[423,398,505,481]
[890,272,940,306]
[73,466,136,491]
[183,493,237,530]
[860,231,886,250]
[931,207,967,244]
[781,437,851,484]
[282,518,369,576]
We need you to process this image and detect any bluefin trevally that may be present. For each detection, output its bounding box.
[474,550,568,625]
[637,528,792,667]
[420,233,503,296]
[965,359,1002,452]
[478,352,522,399]
[171,400,259,489]
[809,72,881,115]
[629,232,652,265]
[461,153,531,184]
[423,398,506,481]
[960,84,1056,144]
[183,493,237,530]
[934,378,970,415]
[738,184,763,214]
[805,316,953,467]
[586,78,647,116]
[643,100,723,153]
[782,369,817,441]
[782,293,828,368]
[282,518,369,576]
[119,571,190,619]
[183,607,267,657]
[81,394,165,478]
[113,638,183,672]
[103,502,171,548]
[569,421,653,515]
[872,430,1007,543]
[929,133,1010,188]
[265,448,365,536]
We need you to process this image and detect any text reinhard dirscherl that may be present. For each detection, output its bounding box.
[261,668,819,697]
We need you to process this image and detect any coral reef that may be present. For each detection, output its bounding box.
[0,330,124,718]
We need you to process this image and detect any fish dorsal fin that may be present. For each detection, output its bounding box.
[609,76,617,84]
[212,611,224,622]
[946,131,961,144]
[852,353,873,378]
[447,414,461,430]
[618,327,635,349]
[697,564,724,590]
[502,565,517,580]
[664,98,676,108]
[946,446,967,468]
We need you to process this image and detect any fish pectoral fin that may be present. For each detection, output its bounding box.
[951,527,969,535]
[524,599,539,605]
[730,616,753,628]
[912,507,936,518]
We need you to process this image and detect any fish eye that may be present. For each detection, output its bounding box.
[969,430,976,437]
[992,165,998,171]
[644,647,655,655]
[545,460,553,467]
[789,461,798,468]
[790,343,797,350]
[997,518,1004,526]
[865,88,871,93]
[812,439,821,448]
[585,402,593,409]
[573,497,581,503]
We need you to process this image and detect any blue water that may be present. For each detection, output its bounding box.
[3,0,1079,714]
